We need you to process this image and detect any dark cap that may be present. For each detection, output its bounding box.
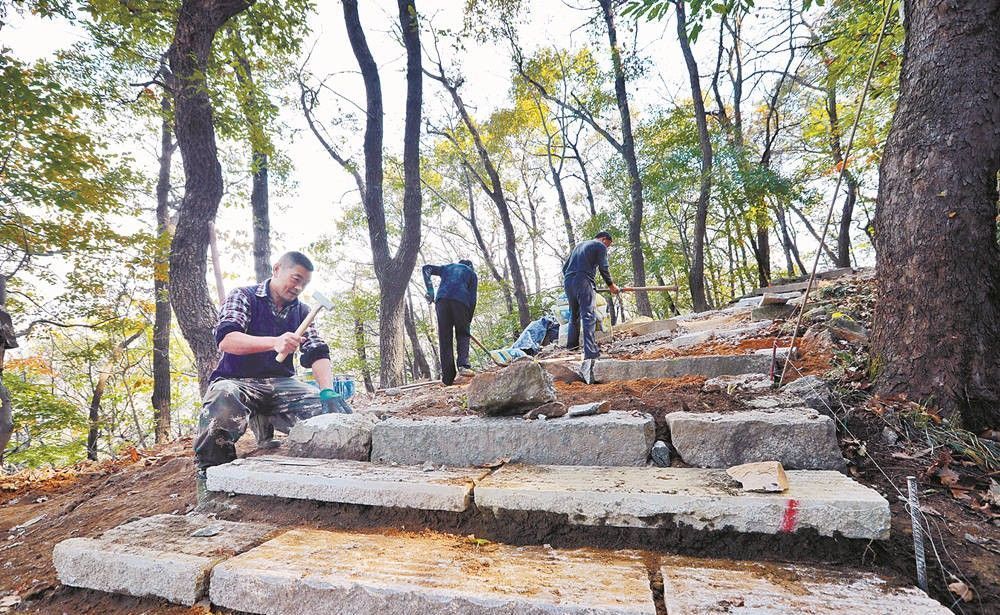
[594,231,613,241]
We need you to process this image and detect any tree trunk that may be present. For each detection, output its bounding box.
[152,93,174,444]
[0,278,13,461]
[353,316,375,393]
[872,0,1000,430]
[87,329,145,460]
[428,71,531,328]
[167,0,251,394]
[599,0,651,316]
[343,0,424,388]
[230,29,271,282]
[404,294,431,380]
[824,80,859,269]
[675,1,712,312]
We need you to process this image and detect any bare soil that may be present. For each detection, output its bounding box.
[1,278,997,613]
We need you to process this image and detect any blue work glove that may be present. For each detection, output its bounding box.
[319,388,353,414]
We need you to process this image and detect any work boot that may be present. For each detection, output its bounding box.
[580,359,595,385]
[458,366,475,378]
[256,438,281,450]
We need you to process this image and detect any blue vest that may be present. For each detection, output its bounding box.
[210,287,310,381]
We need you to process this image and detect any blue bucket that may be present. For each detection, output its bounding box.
[333,374,356,400]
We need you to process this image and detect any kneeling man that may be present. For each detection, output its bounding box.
[194,251,348,477]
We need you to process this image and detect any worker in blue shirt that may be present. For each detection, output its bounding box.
[423,259,478,385]
[563,231,621,382]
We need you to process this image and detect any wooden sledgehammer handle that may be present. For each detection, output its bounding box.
[597,285,679,292]
[275,304,323,362]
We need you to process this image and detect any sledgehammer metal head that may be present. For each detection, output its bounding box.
[311,291,334,311]
[274,290,334,362]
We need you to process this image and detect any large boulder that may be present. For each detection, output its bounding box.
[466,359,556,416]
[665,409,845,470]
[287,412,380,460]
[781,375,835,414]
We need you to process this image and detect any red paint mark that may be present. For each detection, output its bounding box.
[780,499,799,533]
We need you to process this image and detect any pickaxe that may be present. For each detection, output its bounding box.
[275,291,334,362]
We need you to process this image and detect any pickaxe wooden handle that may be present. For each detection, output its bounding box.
[275,292,333,362]
[598,285,679,292]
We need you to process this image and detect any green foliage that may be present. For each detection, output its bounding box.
[3,364,87,468]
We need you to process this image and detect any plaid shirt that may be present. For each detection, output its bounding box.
[215,280,330,367]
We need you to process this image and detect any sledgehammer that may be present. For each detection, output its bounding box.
[275,291,334,362]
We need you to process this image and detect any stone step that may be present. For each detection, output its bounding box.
[53,514,274,605]
[474,465,889,540]
[206,455,488,512]
[371,411,654,467]
[593,355,773,382]
[209,528,657,615]
[665,409,845,470]
[660,556,948,614]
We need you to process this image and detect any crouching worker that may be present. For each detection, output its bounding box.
[194,251,350,483]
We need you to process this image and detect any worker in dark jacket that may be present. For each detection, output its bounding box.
[563,231,621,382]
[424,259,478,385]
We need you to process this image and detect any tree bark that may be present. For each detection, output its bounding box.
[872,0,1000,430]
[675,0,712,311]
[824,80,859,269]
[426,70,531,328]
[230,29,271,282]
[343,0,424,388]
[167,0,252,393]
[87,329,145,460]
[0,278,13,460]
[404,296,431,380]
[599,0,651,316]
[152,93,174,444]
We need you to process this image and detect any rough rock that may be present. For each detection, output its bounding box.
[702,373,772,394]
[475,465,890,539]
[524,401,566,419]
[205,456,487,512]
[210,529,657,615]
[593,355,773,383]
[665,409,845,470]
[827,315,869,344]
[287,412,379,460]
[743,394,807,410]
[466,359,555,416]
[781,375,835,413]
[566,401,609,417]
[371,412,654,467]
[667,330,713,349]
[651,440,671,467]
[726,461,789,492]
[753,346,798,360]
[619,318,678,337]
[53,514,274,605]
[752,303,797,321]
[661,557,947,614]
[760,291,802,305]
[541,360,583,383]
[713,320,773,339]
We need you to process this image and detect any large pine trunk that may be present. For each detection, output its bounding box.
[872,0,1000,430]
[153,94,174,443]
[167,0,251,393]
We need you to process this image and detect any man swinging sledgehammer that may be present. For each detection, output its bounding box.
[563,231,623,383]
